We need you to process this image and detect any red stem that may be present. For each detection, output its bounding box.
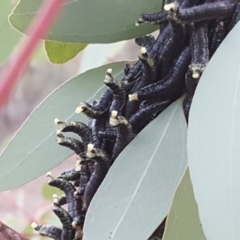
[0,0,64,109]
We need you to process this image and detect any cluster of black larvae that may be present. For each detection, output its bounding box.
[31,0,240,239]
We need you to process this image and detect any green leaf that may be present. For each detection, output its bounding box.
[162,168,206,240]
[188,22,240,240]
[83,97,188,240]
[0,62,125,192]
[9,0,160,44]
[0,1,21,65]
[45,41,87,64]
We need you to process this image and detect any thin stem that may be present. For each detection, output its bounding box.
[0,0,64,109]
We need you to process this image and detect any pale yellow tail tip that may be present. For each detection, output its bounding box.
[111,110,118,118]
[140,47,147,55]
[110,111,119,126]
[52,194,58,198]
[87,143,94,153]
[192,72,200,79]
[75,105,84,114]
[72,221,77,228]
[54,118,60,126]
[104,74,112,83]
[53,198,59,204]
[31,222,38,229]
[56,129,62,136]
[164,3,177,11]
[106,68,112,74]
[87,143,95,158]
[135,22,140,27]
[75,164,81,171]
[75,160,81,166]
[129,93,138,101]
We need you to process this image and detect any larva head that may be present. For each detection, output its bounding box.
[75,163,82,172]
[52,194,59,204]
[129,93,138,101]
[56,130,65,144]
[31,222,39,230]
[139,47,148,60]
[86,143,96,158]
[104,69,114,84]
[164,2,179,12]
[135,16,144,26]
[72,215,85,229]
[104,68,120,87]
[110,110,119,126]
[46,171,53,178]
[75,102,88,114]
[87,143,107,159]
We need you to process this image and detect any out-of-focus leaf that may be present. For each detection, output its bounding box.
[41,182,63,201]
[188,22,240,240]
[0,62,125,192]
[162,168,206,240]
[45,41,87,64]
[23,224,35,236]
[0,1,21,65]
[9,0,160,44]
[83,97,188,240]
[40,211,59,226]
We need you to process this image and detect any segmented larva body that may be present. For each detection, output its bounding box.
[75,160,92,198]
[53,194,67,206]
[47,174,81,219]
[56,130,85,155]
[130,100,170,133]
[98,129,117,141]
[110,111,134,162]
[189,22,209,78]
[167,1,236,24]
[83,144,110,210]
[56,120,91,146]
[104,69,127,115]
[58,168,80,181]
[129,46,191,102]
[31,222,62,240]
[52,203,75,240]
[135,35,156,52]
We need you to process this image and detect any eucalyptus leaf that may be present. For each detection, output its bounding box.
[0,62,125,191]
[188,22,240,240]
[83,97,188,240]
[0,1,21,65]
[9,0,160,44]
[162,168,206,240]
[45,41,87,64]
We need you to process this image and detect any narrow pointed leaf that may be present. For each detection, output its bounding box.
[9,0,160,44]
[162,168,206,240]
[83,97,188,240]
[0,62,125,191]
[45,41,87,64]
[188,22,240,240]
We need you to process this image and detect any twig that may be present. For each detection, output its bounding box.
[0,0,64,109]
